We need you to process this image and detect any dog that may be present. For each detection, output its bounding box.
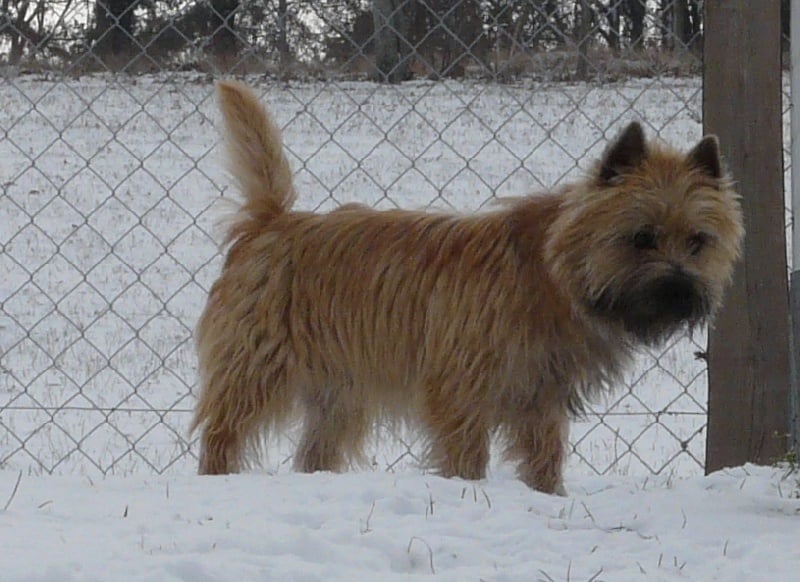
[190,80,743,494]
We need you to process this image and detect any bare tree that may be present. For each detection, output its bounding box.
[575,0,592,79]
[372,0,414,83]
[411,0,484,78]
[89,0,139,57]
[277,0,290,68]
[672,0,688,48]
[209,0,239,57]
[660,0,702,52]
[1,0,72,64]
[595,0,621,51]
[686,0,702,51]
[624,0,646,49]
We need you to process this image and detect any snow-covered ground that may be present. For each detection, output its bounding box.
[1,464,798,580]
[1,74,797,579]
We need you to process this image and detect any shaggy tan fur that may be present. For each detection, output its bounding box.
[191,80,743,494]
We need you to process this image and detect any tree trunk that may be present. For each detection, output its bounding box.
[660,0,672,49]
[688,0,702,51]
[625,0,645,49]
[372,0,413,83]
[574,0,592,79]
[673,0,689,49]
[210,0,239,58]
[277,0,290,71]
[439,0,483,78]
[91,0,138,57]
[605,2,620,52]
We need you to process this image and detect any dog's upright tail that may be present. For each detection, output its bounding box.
[216,80,295,237]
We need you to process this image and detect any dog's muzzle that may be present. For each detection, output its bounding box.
[590,269,710,345]
[650,271,699,321]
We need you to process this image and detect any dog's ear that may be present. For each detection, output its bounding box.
[598,122,648,183]
[686,135,722,179]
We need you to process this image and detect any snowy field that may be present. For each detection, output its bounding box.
[1,74,797,579]
[1,464,798,580]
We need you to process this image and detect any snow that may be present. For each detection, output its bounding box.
[1,74,797,579]
[2,464,798,580]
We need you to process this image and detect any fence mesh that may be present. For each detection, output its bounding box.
[0,1,789,478]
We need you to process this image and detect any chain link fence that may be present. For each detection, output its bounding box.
[0,1,791,478]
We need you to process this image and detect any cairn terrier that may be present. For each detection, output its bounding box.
[191,81,743,494]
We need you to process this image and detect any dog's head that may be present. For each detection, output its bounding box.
[545,122,744,345]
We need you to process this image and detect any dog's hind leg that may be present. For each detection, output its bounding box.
[294,386,370,474]
[197,416,246,475]
[193,349,294,475]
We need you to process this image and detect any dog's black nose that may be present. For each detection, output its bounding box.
[654,272,697,320]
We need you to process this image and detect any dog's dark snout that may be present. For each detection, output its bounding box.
[655,272,697,319]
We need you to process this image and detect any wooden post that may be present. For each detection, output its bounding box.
[790,0,800,459]
[703,0,792,472]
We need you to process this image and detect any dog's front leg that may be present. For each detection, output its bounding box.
[421,380,491,481]
[502,402,569,495]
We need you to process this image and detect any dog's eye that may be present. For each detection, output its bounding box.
[632,229,657,251]
[688,232,709,256]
